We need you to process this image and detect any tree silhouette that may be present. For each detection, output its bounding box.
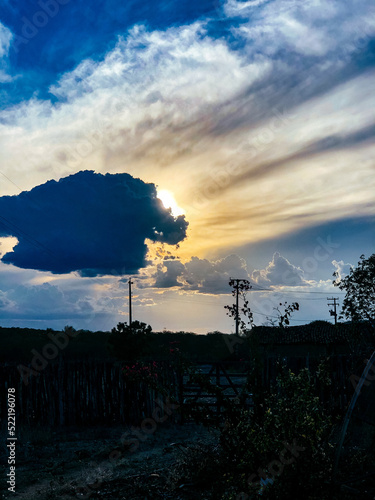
[224,279,254,335]
[266,301,300,328]
[107,320,152,360]
[225,279,300,333]
[333,253,375,330]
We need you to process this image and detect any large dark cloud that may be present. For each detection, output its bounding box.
[0,170,188,276]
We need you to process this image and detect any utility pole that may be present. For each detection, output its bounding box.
[235,280,239,336]
[129,279,134,330]
[230,278,249,336]
[327,297,339,325]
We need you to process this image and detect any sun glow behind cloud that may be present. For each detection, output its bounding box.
[157,189,185,216]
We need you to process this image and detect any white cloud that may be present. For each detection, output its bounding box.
[0,256,123,324]
[0,22,12,59]
[251,252,307,287]
[185,254,250,293]
[153,260,186,288]
[0,289,14,309]
[0,22,13,82]
[148,253,251,294]
[224,0,270,17]
[0,21,269,196]
[332,259,353,283]
[48,22,264,105]
[228,0,375,58]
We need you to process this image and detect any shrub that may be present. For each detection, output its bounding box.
[174,365,335,499]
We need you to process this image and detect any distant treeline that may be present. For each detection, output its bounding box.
[1,320,373,364]
[0,327,111,363]
[0,326,235,363]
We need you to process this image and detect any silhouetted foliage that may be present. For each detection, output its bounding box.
[225,279,299,336]
[107,320,152,360]
[334,253,375,330]
[172,365,334,499]
[266,301,300,328]
[224,279,254,334]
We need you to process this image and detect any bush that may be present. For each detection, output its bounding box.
[174,365,335,499]
[107,321,151,360]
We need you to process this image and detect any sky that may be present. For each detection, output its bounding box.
[0,0,374,333]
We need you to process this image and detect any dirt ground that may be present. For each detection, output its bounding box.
[1,422,220,500]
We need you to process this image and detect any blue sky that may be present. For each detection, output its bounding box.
[0,0,374,332]
[1,0,219,104]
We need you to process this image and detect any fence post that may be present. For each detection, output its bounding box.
[58,356,65,426]
[216,364,221,417]
[178,367,184,424]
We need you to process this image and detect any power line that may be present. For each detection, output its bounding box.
[0,214,55,258]
[251,285,345,295]
[272,290,345,295]
[295,297,327,301]
[250,308,316,323]
[0,171,24,193]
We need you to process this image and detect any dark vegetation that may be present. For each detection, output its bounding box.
[0,323,252,363]
[1,320,374,498]
[334,253,375,329]
[1,320,373,363]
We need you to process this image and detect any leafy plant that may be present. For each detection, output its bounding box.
[175,365,335,499]
[333,253,375,330]
[266,301,300,328]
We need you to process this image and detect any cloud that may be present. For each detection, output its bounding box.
[251,252,307,287]
[227,0,375,58]
[0,22,12,59]
[0,279,109,321]
[147,251,313,293]
[0,289,14,309]
[153,260,186,288]
[148,253,250,294]
[0,170,188,276]
[0,22,13,82]
[0,1,373,260]
[332,259,353,283]
[206,120,375,194]
[6,283,66,318]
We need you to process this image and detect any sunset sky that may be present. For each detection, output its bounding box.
[0,0,374,332]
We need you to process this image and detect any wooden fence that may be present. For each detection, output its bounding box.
[0,359,180,428]
[180,362,251,422]
[0,355,361,428]
[179,356,359,421]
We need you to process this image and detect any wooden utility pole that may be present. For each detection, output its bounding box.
[327,297,339,325]
[129,279,134,329]
[230,278,249,336]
